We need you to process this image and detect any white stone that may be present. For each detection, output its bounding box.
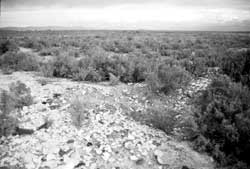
[124,141,134,150]
[102,152,110,161]
[154,148,178,165]
[130,155,139,161]
[46,153,57,161]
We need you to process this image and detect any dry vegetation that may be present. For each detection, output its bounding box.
[1,30,250,169]
[0,81,33,136]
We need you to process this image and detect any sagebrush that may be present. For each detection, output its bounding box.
[193,75,250,169]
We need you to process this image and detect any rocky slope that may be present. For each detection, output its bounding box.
[0,71,214,169]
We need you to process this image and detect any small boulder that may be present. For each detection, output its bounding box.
[66,139,74,144]
[13,127,34,136]
[135,158,144,165]
[53,93,62,99]
[37,120,53,130]
[74,161,85,168]
[58,148,72,157]
[130,155,139,161]
[124,140,135,150]
[154,141,214,169]
[154,148,178,166]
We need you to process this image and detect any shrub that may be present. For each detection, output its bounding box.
[1,66,14,75]
[109,73,119,86]
[193,75,250,168]
[146,64,191,94]
[69,95,90,128]
[72,67,88,81]
[22,38,45,51]
[129,106,179,135]
[0,90,18,137]
[221,50,250,88]
[131,58,148,82]
[9,81,33,109]
[39,47,60,56]
[159,43,171,56]
[146,108,179,134]
[91,55,115,81]
[0,81,33,137]
[180,57,207,77]
[39,55,106,82]
[38,50,149,83]
[15,52,39,71]
[102,40,133,53]
[0,40,18,55]
[75,54,147,83]
[52,56,76,78]
[39,61,54,77]
[84,68,102,82]
[36,78,51,86]
[0,51,18,69]
[111,55,149,83]
[0,52,39,72]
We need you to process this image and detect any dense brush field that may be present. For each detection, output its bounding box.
[1,30,250,169]
[1,31,250,84]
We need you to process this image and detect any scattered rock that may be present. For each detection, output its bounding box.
[135,158,145,165]
[42,159,58,169]
[154,148,179,165]
[130,155,139,161]
[0,72,213,169]
[61,151,81,169]
[38,166,50,169]
[41,156,47,162]
[53,93,62,98]
[102,152,111,161]
[58,148,72,157]
[182,166,190,169]
[74,161,85,168]
[87,142,93,147]
[154,141,214,168]
[95,148,102,155]
[46,153,57,161]
[49,104,60,110]
[124,140,134,150]
[152,140,161,147]
[13,127,34,136]
[43,98,53,105]
[67,139,74,144]
[37,120,53,130]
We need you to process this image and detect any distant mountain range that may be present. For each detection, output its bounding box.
[0,26,91,31]
[0,26,249,32]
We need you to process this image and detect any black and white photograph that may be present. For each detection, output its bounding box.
[0,0,250,169]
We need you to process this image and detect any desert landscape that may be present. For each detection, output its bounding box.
[0,30,250,169]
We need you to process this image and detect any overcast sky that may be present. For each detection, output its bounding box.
[1,0,250,31]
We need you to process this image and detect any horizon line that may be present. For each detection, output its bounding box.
[0,26,250,33]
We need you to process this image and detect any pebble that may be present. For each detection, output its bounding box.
[102,152,110,161]
[46,153,57,161]
[130,155,139,161]
[136,158,145,165]
[96,148,102,155]
[124,140,134,150]
[127,134,135,140]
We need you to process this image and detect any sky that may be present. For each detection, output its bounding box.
[0,0,250,31]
